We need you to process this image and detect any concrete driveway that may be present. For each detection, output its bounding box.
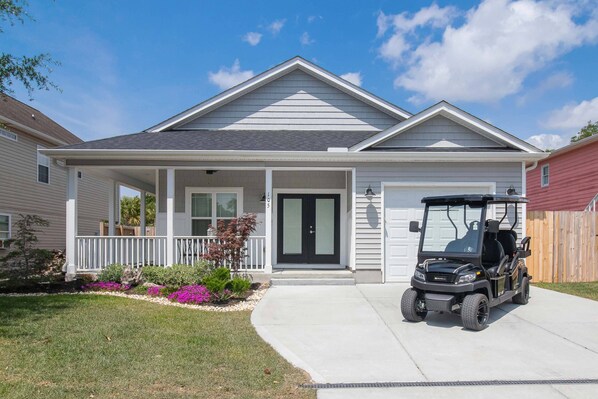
[251,284,598,398]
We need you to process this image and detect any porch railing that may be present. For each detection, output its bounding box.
[76,236,167,271]
[75,235,266,272]
[175,236,266,271]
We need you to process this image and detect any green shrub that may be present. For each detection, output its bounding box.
[230,275,252,295]
[141,264,208,288]
[97,264,125,283]
[202,267,232,294]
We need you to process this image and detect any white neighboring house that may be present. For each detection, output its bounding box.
[0,94,109,253]
[41,57,547,283]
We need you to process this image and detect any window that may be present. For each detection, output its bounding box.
[0,214,10,242]
[422,204,484,254]
[541,164,549,187]
[188,189,242,236]
[37,145,50,184]
[0,128,17,142]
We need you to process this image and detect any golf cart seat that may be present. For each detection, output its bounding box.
[497,230,517,260]
[482,221,507,276]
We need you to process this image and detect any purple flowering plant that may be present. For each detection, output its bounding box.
[83,281,130,291]
[168,285,211,304]
[147,285,166,296]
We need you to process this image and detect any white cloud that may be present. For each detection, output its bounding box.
[208,59,254,90]
[544,97,598,130]
[526,133,569,150]
[378,0,598,103]
[242,32,262,46]
[308,15,323,23]
[267,19,286,35]
[340,72,362,87]
[516,71,574,106]
[300,32,314,45]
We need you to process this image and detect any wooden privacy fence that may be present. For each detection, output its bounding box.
[526,211,598,282]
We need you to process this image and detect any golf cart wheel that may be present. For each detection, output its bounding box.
[461,293,489,331]
[512,276,530,305]
[401,288,427,322]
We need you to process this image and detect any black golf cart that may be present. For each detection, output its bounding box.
[400,194,532,331]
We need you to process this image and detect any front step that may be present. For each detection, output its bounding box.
[270,270,355,286]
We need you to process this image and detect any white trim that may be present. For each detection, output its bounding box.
[108,181,116,236]
[166,168,175,266]
[350,102,541,154]
[42,148,549,163]
[380,181,496,283]
[37,145,50,184]
[521,162,527,240]
[147,57,410,132]
[0,213,11,246]
[65,167,78,277]
[541,164,549,187]
[351,168,356,271]
[265,168,273,273]
[184,187,244,235]
[272,188,347,268]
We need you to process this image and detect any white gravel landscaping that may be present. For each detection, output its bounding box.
[0,285,269,312]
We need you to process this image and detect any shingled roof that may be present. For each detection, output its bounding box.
[57,130,377,151]
[0,94,82,145]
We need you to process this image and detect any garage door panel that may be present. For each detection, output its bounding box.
[384,184,492,282]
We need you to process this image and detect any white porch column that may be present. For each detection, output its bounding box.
[140,190,146,236]
[264,168,273,273]
[65,167,78,281]
[108,181,119,236]
[166,168,175,266]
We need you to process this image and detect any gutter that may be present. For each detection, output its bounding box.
[0,115,70,147]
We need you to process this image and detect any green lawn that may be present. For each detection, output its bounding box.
[0,295,314,399]
[534,281,598,301]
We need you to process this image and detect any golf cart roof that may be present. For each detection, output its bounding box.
[421,194,529,205]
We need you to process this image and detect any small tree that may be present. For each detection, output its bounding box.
[1,214,51,273]
[202,213,258,273]
[571,120,598,143]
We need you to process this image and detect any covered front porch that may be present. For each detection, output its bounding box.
[65,166,354,278]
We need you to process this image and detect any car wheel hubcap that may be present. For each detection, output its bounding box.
[477,301,488,325]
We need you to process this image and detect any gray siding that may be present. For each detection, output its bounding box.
[0,130,109,250]
[375,115,504,148]
[354,162,523,270]
[157,170,347,213]
[179,70,400,131]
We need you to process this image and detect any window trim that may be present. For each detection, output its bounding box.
[0,128,18,142]
[541,164,549,187]
[185,187,244,236]
[37,145,50,184]
[0,213,11,244]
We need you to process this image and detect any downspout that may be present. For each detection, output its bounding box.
[525,161,539,172]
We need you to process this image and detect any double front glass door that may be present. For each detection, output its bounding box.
[277,194,340,264]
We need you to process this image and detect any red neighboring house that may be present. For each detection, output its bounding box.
[527,134,598,211]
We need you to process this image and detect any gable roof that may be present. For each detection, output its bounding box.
[146,56,412,132]
[350,101,542,153]
[542,133,598,159]
[0,94,82,146]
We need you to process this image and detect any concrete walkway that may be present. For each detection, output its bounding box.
[251,284,598,398]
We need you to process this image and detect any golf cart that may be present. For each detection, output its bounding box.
[401,194,532,331]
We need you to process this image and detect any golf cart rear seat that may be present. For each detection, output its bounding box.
[497,230,517,260]
[482,220,508,277]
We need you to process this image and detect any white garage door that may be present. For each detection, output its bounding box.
[384,184,493,282]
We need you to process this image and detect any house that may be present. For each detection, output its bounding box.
[41,57,546,283]
[527,134,598,211]
[0,94,109,251]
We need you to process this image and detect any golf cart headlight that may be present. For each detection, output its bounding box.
[456,272,476,284]
[414,269,426,281]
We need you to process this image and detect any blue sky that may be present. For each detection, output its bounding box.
[4,1,598,155]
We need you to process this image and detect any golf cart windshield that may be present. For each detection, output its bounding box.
[421,203,484,254]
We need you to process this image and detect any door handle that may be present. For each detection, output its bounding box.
[309,225,315,234]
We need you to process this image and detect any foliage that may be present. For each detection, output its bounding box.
[97,264,125,283]
[147,285,166,296]
[1,214,52,273]
[571,120,598,143]
[120,194,156,226]
[535,282,598,301]
[82,281,130,291]
[0,0,59,96]
[167,285,211,304]
[141,264,207,288]
[230,275,252,295]
[203,213,258,272]
[202,267,231,294]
